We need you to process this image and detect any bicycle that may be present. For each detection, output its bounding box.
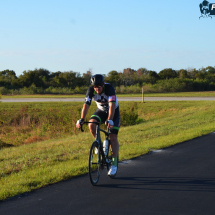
[80,121,118,186]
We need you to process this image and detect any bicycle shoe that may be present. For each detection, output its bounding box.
[108,165,117,176]
[94,141,99,154]
[94,147,98,154]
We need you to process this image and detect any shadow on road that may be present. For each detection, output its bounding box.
[98,176,215,192]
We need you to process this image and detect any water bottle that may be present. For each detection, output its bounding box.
[103,138,109,156]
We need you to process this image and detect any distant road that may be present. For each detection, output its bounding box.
[1,97,215,102]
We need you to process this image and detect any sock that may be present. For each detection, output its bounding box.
[112,157,117,167]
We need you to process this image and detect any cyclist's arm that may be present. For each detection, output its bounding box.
[106,102,115,129]
[81,86,93,119]
[107,88,117,122]
[108,102,116,121]
[81,104,90,120]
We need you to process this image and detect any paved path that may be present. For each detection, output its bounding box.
[1,133,215,215]
[1,97,215,102]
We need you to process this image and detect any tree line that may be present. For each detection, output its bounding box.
[0,66,215,94]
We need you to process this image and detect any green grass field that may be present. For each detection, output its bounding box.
[1,101,215,201]
[1,91,215,98]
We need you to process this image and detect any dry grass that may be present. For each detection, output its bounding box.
[0,102,83,146]
[0,102,139,147]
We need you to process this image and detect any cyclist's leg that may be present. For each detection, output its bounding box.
[109,133,119,158]
[109,108,120,167]
[108,132,119,176]
[89,109,108,138]
[88,118,98,138]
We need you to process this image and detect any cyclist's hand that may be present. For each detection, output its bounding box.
[76,118,84,128]
[106,120,114,129]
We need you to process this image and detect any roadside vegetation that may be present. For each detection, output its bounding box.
[1,66,215,95]
[1,101,215,201]
[0,102,138,146]
[2,91,215,99]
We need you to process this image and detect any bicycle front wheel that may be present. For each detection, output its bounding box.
[88,141,100,185]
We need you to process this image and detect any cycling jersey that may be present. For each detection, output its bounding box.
[85,83,119,113]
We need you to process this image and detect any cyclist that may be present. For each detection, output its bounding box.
[76,74,120,176]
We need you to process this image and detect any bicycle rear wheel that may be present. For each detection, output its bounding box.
[88,141,100,185]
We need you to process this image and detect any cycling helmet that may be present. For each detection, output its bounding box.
[90,74,104,86]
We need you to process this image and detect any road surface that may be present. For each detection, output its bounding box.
[0,133,215,215]
[1,97,215,102]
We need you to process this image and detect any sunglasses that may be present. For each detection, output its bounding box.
[94,85,102,89]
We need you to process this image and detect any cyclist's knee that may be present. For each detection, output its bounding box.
[88,119,97,130]
[110,134,118,142]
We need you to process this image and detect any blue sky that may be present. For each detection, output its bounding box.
[0,0,215,76]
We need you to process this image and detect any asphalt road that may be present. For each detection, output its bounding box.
[1,97,215,102]
[0,133,215,215]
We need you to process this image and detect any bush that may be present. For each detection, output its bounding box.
[193,79,215,91]
[0,87,10,95]
[120,102,139,126]
[146,78,194,93]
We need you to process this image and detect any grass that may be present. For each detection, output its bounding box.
[1,101,215,201]
[1,91,215,98]
[0,102,82,146]
[0,102,137,146]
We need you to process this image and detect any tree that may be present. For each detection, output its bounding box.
[136,68,149,84]
[147,70,159,84]
[0,70,18,88]
[187,68,198,80]
[122,68,138,86]
[137,68,148,76]
[195,71,206,80]
[82,70,92,86]
[177,69,188,79]
[49,71,62,87]
[17,68,50,88]
[158,68,177,80]
[106,70,120,87]
[206,66,215,74]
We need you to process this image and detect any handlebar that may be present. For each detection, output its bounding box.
[79,121,110,136]
[79,121,103,132]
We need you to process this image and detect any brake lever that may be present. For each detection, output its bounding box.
[79,124,84,132]
[105,121,111,134]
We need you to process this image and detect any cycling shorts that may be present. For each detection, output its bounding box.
[90,107,120,135]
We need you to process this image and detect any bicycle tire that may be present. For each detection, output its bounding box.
[88,141,100,185]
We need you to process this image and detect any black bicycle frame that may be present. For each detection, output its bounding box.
[80,122,111,166]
